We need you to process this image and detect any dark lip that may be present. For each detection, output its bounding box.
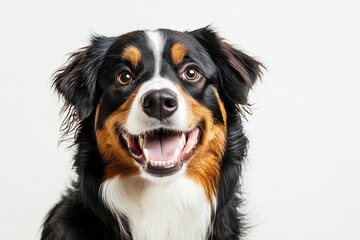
[145,162,183,177]
[117,125,203,177]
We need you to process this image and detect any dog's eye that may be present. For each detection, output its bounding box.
[182,67,200,81]
[116,71,133,85]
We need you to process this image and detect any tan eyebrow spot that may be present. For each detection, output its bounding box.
[171,43,189,65]
[122,46,142,68]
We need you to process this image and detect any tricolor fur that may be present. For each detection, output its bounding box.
[41,27,263,240]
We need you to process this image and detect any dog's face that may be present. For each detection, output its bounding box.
[95,30,224,182]
[54,27,262,201]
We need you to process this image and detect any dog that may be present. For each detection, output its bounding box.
[41,27,263,240]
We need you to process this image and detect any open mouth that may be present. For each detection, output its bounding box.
[120,127,201,177]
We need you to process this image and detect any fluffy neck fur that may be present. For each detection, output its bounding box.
[101,175,213,240]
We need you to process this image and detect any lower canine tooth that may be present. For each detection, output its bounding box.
[180,133,186,147]
[143,149,150,162]
[139,136,144,149]
[174,148,180,161]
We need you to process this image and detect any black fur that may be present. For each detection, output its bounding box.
[42,27,262,240]
[190,28,262,105]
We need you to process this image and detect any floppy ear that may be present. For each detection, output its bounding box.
[190,27,263,106]
[53,36,115,122]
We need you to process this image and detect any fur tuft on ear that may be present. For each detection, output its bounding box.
[52,36,115,135]
[190,27,264,107]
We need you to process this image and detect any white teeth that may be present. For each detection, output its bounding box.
[180,133,186,148]
[148,159,178,167]
[174,148,180,161]
[164,159,174,168]
[143,148,150,162]
[139,136,144,149]
[146,149,180,167]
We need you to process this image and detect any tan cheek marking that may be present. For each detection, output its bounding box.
[171,43,188,65]
[176,85,227,205]
[95,90,140,179]
[122,46,142,68]
[213,87,227,124]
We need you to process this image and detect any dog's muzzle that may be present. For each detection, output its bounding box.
[120,88,202,177]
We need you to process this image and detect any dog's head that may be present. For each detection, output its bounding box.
[54,27,262,200]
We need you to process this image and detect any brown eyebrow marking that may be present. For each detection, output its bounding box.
[122,46,142,68]
[171,43,189,65]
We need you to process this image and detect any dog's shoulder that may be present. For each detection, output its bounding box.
[41,190,121,240]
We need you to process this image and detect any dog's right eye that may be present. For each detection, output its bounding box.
[116,71,133,85]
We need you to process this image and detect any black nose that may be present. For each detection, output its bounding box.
[142,89,178,121]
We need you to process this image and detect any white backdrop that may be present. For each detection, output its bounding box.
[1,0,359,239]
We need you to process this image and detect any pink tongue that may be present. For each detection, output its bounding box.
[144,133,181,162]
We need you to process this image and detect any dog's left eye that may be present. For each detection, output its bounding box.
[181,67,201,82]
[116,71,133,85]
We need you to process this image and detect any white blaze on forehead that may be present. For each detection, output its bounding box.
[125,31,189,136]
[145,30,164,75]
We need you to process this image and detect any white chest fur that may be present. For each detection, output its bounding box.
[101,176,212,240]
